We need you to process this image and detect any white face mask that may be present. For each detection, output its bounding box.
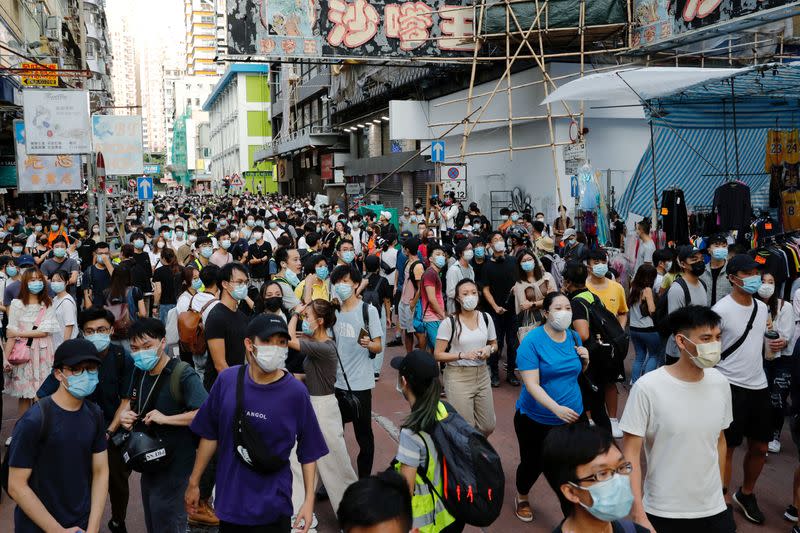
[548,310,573,331]
[680,336,722,369]
[461,295,479,311]
[462,250,474,261]
[188,235,197,243]
[254,345,288,372]
[493,240,505,253]
[757,283,775,299]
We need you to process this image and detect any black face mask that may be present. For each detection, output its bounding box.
[264,296,283,312]
[689,261,706,277]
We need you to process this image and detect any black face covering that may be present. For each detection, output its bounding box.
[264,296,283,312]
[689,261,706,277]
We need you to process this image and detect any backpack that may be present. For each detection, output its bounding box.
[654,277,707,337]
[131,358,190,407]
[2,397,103,494]
[417,402,504,527]
[454,208,467,230]
[573,291,630,377]
[105,288,135,341]
[177,295,218,355]
[543,253,565,289]
[362,274,385,317]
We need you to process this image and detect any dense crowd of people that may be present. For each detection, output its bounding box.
[0,190,797,533]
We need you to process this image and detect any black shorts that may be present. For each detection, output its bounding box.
[647,508,736,533]
[724,384,772,447]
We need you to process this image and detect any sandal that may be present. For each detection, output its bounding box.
[515,495,534,522]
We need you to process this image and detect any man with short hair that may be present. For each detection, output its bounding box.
[338,471,414,533]
[274,246,303,312]
[420,243,447,352]
[665,246,708,365]
[177,228,197,265]
[210,229,233,267]
[8,338,109,533]
[193,236,214,271]
[41,235,80,297]
[622,305,734,533]
[701,234,733,306]
[652,248,673,295]
[83,241,115,308]
[713,254,772,525]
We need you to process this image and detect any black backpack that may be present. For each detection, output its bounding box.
[654,277,707,337]
[573,291,630,377]
[362,274,385,317]
[417,402,504,527]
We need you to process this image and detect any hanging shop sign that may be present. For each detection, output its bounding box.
[91,115,144,175]
[23,89,92,154]
[226,0,474,59]
[20,63,59,86]
[13,120,81,192]
[321,153,334,180]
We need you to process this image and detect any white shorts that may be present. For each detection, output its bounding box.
[398,302,414,332]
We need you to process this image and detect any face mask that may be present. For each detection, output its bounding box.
[188,235,197,244]
[548,310,573,331]
[521,260,535,272]
[681,336,722,368]
[536,217,544,222]
[711,247,728,261]
[156,241,166,249]
[231,284,248,301]
[27,281,44,294]
[176,231,185,239]
[264,296,283,312]
[269,221,278,230]
[301,319,316,336]
[335,282,353,301]
[34,225,42,233]
[221,240,231,250]
[592,264,608,278]
[241,229,251,239]
[256,220,264,227]
[663,261,673,272]
[219,219,228,227]
[416,208,423,214]
[230,233,239,241]
[85,333,111,352]
[253,232,263,240]
[132,348,160,371]
[64,370,99,399]
[247,219,255,226]
[511,213,520,222]
[133,239,145,249]
[53,248,66,258]
[461,294,479,311]
[493,241,505,253]
[51,281,66,293]
[315,266,329,280]
[500,215,508,221]
[50,224,59,231]
[474,247,485,259]
[254,345,288,373]
[11,246,22,254]
[757,283,774,299]
[281,269,298,287]
[191,278,203,291]
[106,227,115,234]
[200,247,214,259]
[342,250,355,264]
[737,274,762,295]
[5,266,17,277]
[572,474,634,522]
[433,255,446,269]
[689,261,705,277]
[462,250,474,261]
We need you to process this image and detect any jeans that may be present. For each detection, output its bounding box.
[141,461,192,533]
[489,310,517,375]
[335,387,374,478]
[630,329,662,383]
[158,303,175,325]
[422,320,441,352]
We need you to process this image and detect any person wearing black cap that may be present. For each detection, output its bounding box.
[391,350,461,532]
[186,314,328,533]
[7,338,109,533]
[701,234,733,306]
[664,246,708,365]
[712,253,771,525]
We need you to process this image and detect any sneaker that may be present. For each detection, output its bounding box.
[733,488,765,524]
[793,525,800,533]
[514,495,534,522]
[107,520,128,533]
[387,338,403,347]
[187,499,220,527]
[4,437,11,446]
[292,513,319,532]
[785,504,798,522]
[490,371,501,388]
[769,439,781,454]
[610,418,623,439]
[506,374,520,387]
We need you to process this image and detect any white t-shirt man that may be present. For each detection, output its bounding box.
[380,247,398,289]
[665,278,708,357]
[712,295,768,390]
[620,367,732,519]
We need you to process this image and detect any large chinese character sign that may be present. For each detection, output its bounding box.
[14,121,81,192]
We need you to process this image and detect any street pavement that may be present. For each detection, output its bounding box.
[0,336,796,532]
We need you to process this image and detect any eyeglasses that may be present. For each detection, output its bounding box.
[83,326,111,335]
[575,462,633,483]
[63,365,99,376]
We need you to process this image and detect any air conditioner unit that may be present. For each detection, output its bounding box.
[45,16,61,40]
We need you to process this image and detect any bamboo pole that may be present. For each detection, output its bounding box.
[506,0,514,160]
[459,0,486,159]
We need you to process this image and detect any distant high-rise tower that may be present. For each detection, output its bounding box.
[107,12,138,116]
[185,0,224,76]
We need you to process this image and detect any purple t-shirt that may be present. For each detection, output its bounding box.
[191,366,329,525]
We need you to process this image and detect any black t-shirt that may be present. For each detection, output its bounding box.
[248,240,273,279]
[553,520,649,533]
[204,303,249,387]
[9,399,106,533]
[153,265,180,305]
[77,238,96,266]
[83,264,112,307]
[129,253,153,293]
[568,289,590,323]
[480,255,518,311]
[231,238,249,261]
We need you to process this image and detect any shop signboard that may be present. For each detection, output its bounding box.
[143,164,161,175]
[13,120,81,192]
[91,115,144,175]
[346,182,364,195]
[23,89,91,154]
[20,63,59,86]
[226,0,474,58]
[321,153,333,180]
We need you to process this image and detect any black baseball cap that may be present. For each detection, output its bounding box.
[726,254,761,275]
[391,350,439,383]
[676,245,702,261]
[246,314,290,340]
[54,338,102,368]
[707,234,728,247]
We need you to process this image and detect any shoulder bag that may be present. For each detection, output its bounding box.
[7,305,46,365]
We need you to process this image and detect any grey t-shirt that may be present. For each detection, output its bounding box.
[634,239,656,271]
[665,277,708,356]
[333,301,382,391]
[300,338,339,396]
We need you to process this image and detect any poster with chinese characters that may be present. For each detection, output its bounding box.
[14,121,81,192]
[22,89,91,155]
[92,115,144,175]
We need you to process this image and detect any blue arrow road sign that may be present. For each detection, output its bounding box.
[570,176,579,198]
[431,140,445,163]
[137,176,154,200]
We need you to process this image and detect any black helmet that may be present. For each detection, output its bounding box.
[122,430,172,473]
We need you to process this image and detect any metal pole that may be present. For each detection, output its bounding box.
[87,155,97,230]
[649,121,658,230]
[731,79,741,179]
